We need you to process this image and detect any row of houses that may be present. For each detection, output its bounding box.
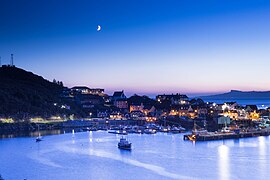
[61,87,270,127]
[207,102,261,120]
[61,87,200,121]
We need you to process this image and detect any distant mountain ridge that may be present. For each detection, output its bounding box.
[200,90,270,100]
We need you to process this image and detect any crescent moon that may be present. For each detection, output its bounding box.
[97,25,101,31]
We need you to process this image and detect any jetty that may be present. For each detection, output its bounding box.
[184,129,270,141]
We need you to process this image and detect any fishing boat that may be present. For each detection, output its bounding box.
[186,122,208,141]
[118,137,132,150]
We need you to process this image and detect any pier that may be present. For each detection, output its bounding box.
[184,129,270,141]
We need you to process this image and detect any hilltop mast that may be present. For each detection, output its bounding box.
[11,54,14,66]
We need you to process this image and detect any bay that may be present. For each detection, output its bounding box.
[0,131,270,180]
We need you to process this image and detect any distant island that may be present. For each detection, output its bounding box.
[200,90,270,101]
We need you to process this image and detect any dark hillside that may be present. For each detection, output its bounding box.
[0,66,74,119]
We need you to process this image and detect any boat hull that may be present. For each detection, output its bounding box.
[118,144,132,150]
[36,138,42,142]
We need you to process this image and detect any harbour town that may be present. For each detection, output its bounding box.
[1,66,270,142]
[1,0,270,179]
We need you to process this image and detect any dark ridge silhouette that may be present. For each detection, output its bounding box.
[0,66,79,120]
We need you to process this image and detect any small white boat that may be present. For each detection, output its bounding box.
[159,126,169,133]
[118,137,132,150]
[170,127,180,133]
[221,127,231,133]
[133,129,143,134]
[179,126,186,132]
[36,125,42,142]
[36,134,42,142]
[144,129,157,134]
[192,129,208,135]
[108,130,128,135]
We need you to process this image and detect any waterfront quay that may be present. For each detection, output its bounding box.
[184,129,270,141]
[59,119,146,128]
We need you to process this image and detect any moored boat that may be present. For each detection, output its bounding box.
[170,127,180,134]
[221,127,231,133]
[179,126,186,132]
[108,130,128,135]
[144,129,157,134]
[185,122,208,141]
[159,126,169,133]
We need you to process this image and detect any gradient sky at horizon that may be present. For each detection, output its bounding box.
[0,0,270,97]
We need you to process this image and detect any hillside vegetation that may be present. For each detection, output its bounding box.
[0,66,78,120]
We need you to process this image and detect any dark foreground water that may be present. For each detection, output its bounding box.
[0,131,270,180]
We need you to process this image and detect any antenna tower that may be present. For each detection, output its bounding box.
[11,54,14,66]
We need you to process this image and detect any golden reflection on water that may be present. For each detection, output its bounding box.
[218,144,230,180]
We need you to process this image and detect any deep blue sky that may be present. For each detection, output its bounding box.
[0,0,270,96]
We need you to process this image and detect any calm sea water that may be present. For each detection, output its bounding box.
[0,131,270,180]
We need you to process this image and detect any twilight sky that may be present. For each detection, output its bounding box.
[0,0,270,96]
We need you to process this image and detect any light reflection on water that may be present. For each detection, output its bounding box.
[59,145,193,180]
[0,129,62,138]
[218,144,230,180]
[258,136,267,178]
[0,128,85,139]
[0,131,270,180]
